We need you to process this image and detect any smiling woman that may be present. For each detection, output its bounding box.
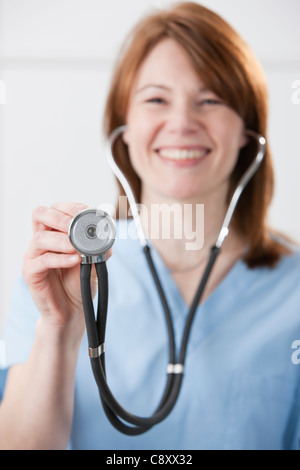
[104,2,289,268]
[0,1,300,451]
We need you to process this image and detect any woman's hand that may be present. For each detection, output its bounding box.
[0,202,114,450]
[22,202,105,338]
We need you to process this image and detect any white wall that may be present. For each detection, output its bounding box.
[0,0,300,332]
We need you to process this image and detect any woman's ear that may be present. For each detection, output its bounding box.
[122,126,129,145]
[239,130,250,149]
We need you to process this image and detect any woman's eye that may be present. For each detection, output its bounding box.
[146,97,166,104]
[198,98,222,106]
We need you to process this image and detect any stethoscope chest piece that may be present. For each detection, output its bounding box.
[68,208,116,264]
[68,127,266,436]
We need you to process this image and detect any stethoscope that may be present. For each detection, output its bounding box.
[68,126,266,435]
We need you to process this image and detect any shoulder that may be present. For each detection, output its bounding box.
[238,246,300,311]
[262,242,300,280]
[279,246,300,270]
[243,230,300,278]
[273,248,300,294]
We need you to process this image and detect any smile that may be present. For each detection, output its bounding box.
[155,147,211,164]
[158,148,209,160]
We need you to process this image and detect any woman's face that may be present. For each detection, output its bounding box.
[123,38,247,202]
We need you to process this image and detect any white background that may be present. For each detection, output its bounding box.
[0,0,300,332]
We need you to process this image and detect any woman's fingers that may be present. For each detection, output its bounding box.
[25,203,87,278]
[32,206,72,234]
[27,230,77,259]
[50,202,88,217]
[26,203,113,279]
[32,203,88,234]
[23,251,81,279]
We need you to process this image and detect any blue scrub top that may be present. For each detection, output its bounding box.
[1,220,300,450]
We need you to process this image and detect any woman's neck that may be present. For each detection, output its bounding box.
[139,185,244,271]
[138,186,247,305]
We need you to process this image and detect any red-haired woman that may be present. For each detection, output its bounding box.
[0,3,299,450]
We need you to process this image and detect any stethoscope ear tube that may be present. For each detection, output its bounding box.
[80,264,100,351]
[76,127,266,435]
[95,262,109,345]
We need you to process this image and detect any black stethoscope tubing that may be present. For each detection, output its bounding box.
[81,244,220,435]
[72,127,266,435]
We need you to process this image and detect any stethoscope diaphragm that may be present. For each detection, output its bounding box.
[68,208,116,263]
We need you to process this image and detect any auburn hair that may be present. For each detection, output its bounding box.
[103,1,290,268]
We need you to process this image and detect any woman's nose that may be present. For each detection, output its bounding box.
[165,101,202,135]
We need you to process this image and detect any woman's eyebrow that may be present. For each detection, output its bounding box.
[135,84,215,95]
[135,84,171,94]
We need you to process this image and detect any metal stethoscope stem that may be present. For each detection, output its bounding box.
[69,126,266,435]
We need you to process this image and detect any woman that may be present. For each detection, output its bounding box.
[0,2,300,450]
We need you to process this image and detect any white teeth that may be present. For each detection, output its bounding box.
[158,149,208,160]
